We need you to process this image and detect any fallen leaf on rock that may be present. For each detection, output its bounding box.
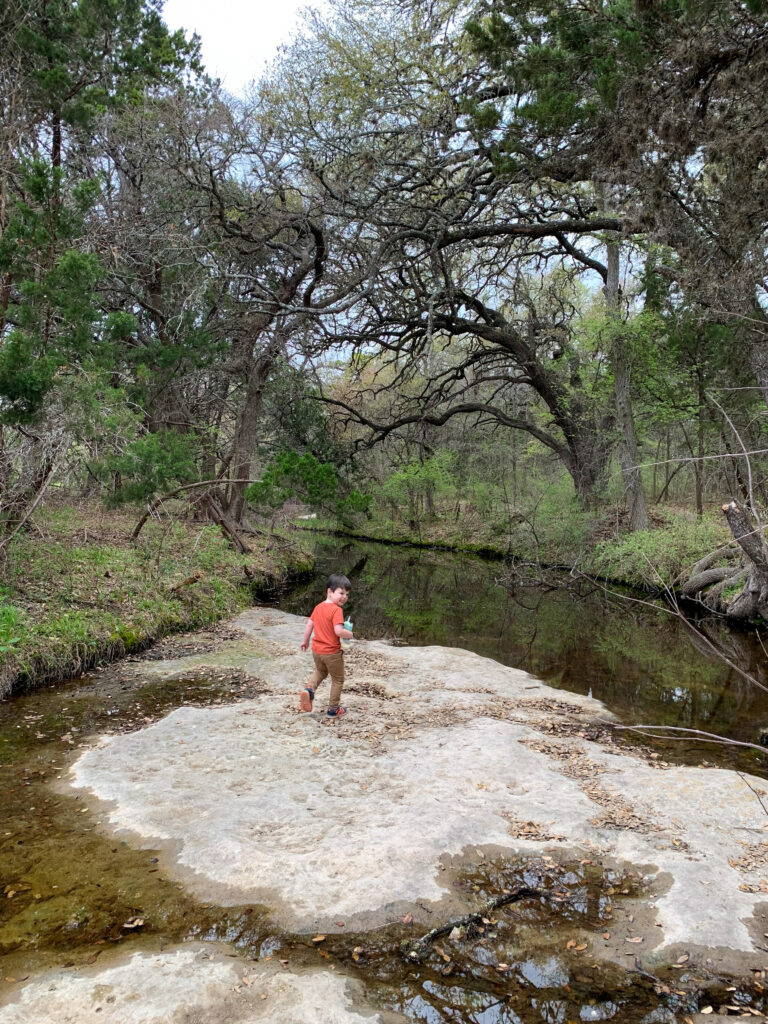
[495,963,510,972]
[626,936,643,944]
[241,977,251,986]
[602,932,611,940]
[700,1007,713,1015]
[566,940,576,950]
[312,935,326,944]
[677,953,690,964]
[402,913,413,925]
[575,943,587,952]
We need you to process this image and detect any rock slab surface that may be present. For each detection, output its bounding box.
[66,609,768,953]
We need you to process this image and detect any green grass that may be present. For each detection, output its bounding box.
[0,501,311,697]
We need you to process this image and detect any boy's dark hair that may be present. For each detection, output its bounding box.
[327,573,351,592]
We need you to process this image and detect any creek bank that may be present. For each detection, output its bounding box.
[67,609,768,962]
[294,514,736,612]
[0,502,313,699]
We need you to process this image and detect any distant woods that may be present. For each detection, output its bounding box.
[1,0,768,612]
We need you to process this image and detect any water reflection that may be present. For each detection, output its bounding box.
[280,535,768,770]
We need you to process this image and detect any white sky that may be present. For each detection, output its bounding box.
[162,0,328,95]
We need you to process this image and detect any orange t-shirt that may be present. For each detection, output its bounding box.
[310,601,343,654]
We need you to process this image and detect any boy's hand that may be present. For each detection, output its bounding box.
[300,640,308,651]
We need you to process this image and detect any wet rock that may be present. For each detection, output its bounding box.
[0,946,395,1023]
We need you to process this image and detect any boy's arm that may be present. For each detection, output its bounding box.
[300,619,314,651]
[334,622,353,638]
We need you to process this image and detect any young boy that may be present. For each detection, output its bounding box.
[299,573,354,717]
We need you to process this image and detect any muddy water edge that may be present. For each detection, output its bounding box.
[1,539,768,1021]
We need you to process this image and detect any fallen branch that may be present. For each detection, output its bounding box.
[403,886,543,962]
[0,450,60,553]
[169,573,202,594]
[610,724,767,757]
[131,478,257,541]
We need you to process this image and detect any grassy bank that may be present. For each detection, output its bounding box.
[0,500,312,698]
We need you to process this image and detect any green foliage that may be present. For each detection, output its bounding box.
[377,453,457,519]
[0,161,110,423]
[105,430,200,503]
[586,514,728,586]
[247,451,370,522]
[16,0,203,135]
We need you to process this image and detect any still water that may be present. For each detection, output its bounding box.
[279,534,768,773]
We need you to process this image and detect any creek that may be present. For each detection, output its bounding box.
[1,533,767,1023]
[281,534,768,775]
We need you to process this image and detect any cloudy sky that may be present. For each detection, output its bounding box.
[162,0,329,95]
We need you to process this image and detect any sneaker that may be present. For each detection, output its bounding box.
[299,687,314,712]
[326,705,347,718]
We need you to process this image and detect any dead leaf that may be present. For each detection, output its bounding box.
[575,943,587,952]
[566,939,576,950]
[241,976,251,986]
[602,932,611,940]
[677,953,690,964]
[402,913,413,925]
[700,1007,713,1015]
[121,917,145,930]
[495,963,510,971]
[626,936,643,944]
[312,935,326,944]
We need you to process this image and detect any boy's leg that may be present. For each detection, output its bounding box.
[300,655,328,712]
[309,653,329,693]
[325,652,345,710]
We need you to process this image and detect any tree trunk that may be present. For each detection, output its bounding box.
[601,184,648,530]
[695,365,705,516]
[226,334,284,524]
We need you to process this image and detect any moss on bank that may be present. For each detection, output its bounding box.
[0,501,313,698]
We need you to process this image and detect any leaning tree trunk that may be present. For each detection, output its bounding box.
[675,500,768,622]
[720,500,768,621]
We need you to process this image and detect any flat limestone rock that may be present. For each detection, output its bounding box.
[0,946,392,1024]
[68,609,768,952]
